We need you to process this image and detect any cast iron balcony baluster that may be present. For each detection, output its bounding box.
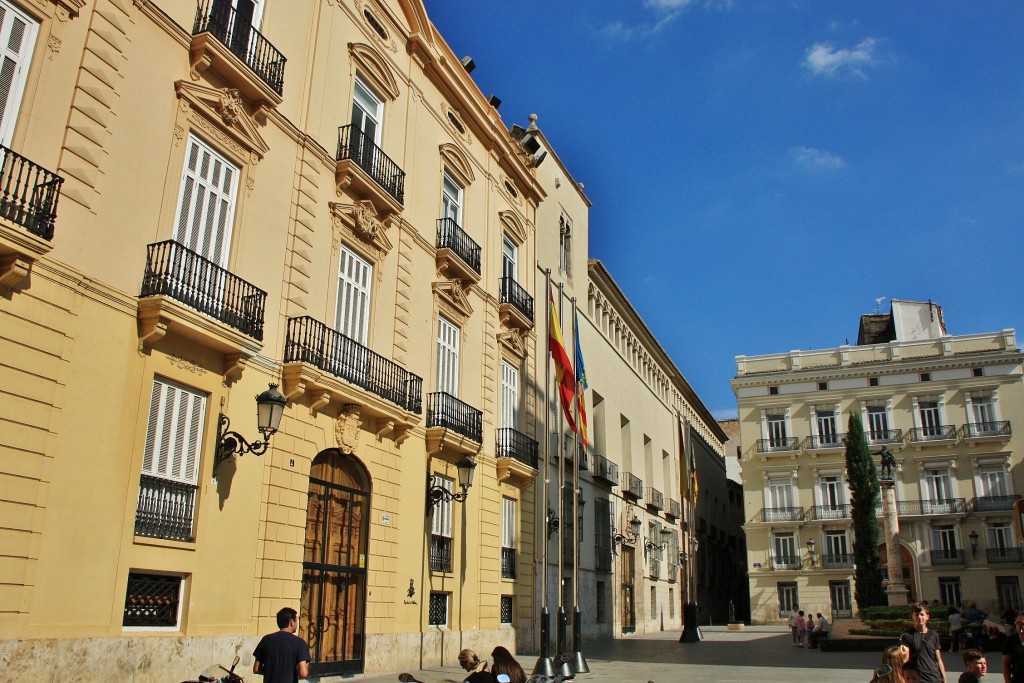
[134,474,198,542]
[974,494,1021,512]
[495,427,538,468]
[772,554,801,570]
[761,507,804,522]
[141,240,267,340]
[645,487,664,511]
[499,276,534,324]
[867,428,904,445]
[426,392,482,443]
[668,498,682,519]
[193,0,286,95]
[623,472,643,499]
[821,553,855,569]
[501,546,517,578]
[436,218,481,275]
[909,425,958,443]
[811,504,852,520]
[929,548,963,565]
[591,454,619,486]
[808,433,846,449]
[986,547,1024,564]
[429,534,452,573]
[284,316,423,413]
[755,437,800,453]
[963,421,1012,439]
[0,145,64,240]
[336,125,406,204]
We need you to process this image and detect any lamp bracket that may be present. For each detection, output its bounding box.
[215,413,272,472]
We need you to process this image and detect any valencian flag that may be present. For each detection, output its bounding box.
[549,287,577,433]
[574,309,588,449]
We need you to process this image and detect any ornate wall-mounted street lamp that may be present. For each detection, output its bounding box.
[547,507,559,539]
[806,538,817,567]
[427,455,477,507]
[644,537,667,556]
[969,530,980,559]
[215,383,287,471]
[611,515,643,554]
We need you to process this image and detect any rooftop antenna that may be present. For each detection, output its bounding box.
[874,296,887,314]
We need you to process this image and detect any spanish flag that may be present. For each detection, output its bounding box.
[549,287,577,433]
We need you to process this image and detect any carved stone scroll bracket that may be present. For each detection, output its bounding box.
[137,312,169,352]
[283,378,306,403]
[375,418,395,441]
[222,353,249,384]
[0,255,31,290]
[309,390,331,415]
[393,425,412,447]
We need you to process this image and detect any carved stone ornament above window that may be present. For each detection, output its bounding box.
[498,328,528,361]
[349,43,399,101]
[499,210,528,246]
[329,200,393,261]
[439,143,475,185]
[175,81,269,164]
[433,280,473,324]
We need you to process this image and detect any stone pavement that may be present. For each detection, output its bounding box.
[347,625,992,683]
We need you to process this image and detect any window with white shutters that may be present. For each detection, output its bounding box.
[431,475,453,538]
[173,135,239,268]
[335,245,372,344]
[0,1,37,147]
[142,378,206,485]
[501,361,518,429]
[436,316,460,396]
[502,498,516,550]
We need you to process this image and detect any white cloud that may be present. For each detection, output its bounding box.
[598,21,636,41]
[803,38,877,79]
[790,146,845,171]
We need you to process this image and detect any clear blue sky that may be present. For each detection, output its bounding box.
[426,1,1024,419]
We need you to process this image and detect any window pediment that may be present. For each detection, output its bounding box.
[498,328,527,360]
[175,81,269,164]
[499,210,527,246]
[433,280,472,323]
[349,42,399,100]
[330,200,393,262]
[440,143,475,185]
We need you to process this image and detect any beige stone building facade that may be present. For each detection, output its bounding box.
[732,300,1024,623]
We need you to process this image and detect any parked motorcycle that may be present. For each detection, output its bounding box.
[182,655,244,683]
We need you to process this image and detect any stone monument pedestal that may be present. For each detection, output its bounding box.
[881,478,909,606]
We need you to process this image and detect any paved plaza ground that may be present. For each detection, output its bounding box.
[354,626,997,683]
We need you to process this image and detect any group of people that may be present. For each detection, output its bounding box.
[458,647,528,683]
[786,604,831,648]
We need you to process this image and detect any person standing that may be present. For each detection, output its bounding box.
[1002,613,1024,683]
[805,613,815,647]
[253,607,311,683]
[899,603,947,683]
[789,604,801,645]
[950,608,965,653]
[958,649,987,683]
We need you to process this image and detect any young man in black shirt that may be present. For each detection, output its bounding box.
[900,603,947,683]
[253,607,312,683]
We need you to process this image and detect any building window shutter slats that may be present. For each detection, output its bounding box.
[142,379,205,485]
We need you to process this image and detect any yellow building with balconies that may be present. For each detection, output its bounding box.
[732,300,1024,623]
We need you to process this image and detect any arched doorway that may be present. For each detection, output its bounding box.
[878,542,917,604]
[300,450,371,676]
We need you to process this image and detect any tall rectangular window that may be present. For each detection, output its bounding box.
[867,405,889,440]
[766,413,787,447]
[436,316,460,396]
[441,172,462,224]
[335,245,372,344]
[174,135,239,268]
[997,577,1022,612]
[777,582,798,617]
[430,476,453,573]
[773,533,797,567]
[829,581,852,617]
[938,577,962,606]
[766,478,794,519]
[501,497,516,579]
[924,468,953,510]
[818,475,845,511]
[500,596,513,625]
[978,465,1009,498]
[501,361,518,429]
[824,531,849,567]
[558,212,572,275]
[596,581,606,623]
[351,77,383,144]
[932,526,958,560]
[816,410,838,445]
[918,400,942,437]
[428,592,448,626]
[972,395,996,426]
[502,236,517,282]
[988,523,1016,555]
[0,1,37,146]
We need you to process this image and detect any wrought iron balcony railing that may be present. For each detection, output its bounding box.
[986,547,1023,564]
[807,433,846,449]
[898,498,967,515]
[430,534,452,573]
[337,125,405,204]
[284,316,423,413]
[771,555,801,570]
[645,487,664,510]
[135,474,198,542]
[623,472,643,499]
[811,504,851,520]
[962,421,1012,439]
[668,499,682,519]
[867,428,904,445]
[930,549,964,565]
[591,453,618,486]
[821,553,854,568]
[974,495,1021,512]
[426,392,482,443]
[908,425,958,443]
[496,427,538,468]
[760,507,804,522]
[500,276,534,324]
[755,437,800,453]
[141,240,267,340]
[193,0,286,95]
[436,218,481,275]
[0,145,63,240]
[501,547,516,578]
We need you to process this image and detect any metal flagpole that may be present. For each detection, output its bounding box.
[533,270,555,677]
[555,281,567,670]
[569,297,589,674]
[680,416,702,642]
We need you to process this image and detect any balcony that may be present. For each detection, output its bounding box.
[425,392,482,459]
[134,474,197,542]
[908,425,958,448]
[430,534,452,573]
[974,495,1021,512]
[645,487,664,511]
[929,549,964,565]
[771,554,801,570]
[961,421,1012,445]
[806,433,846,451]
[591,454,618,487]
[435,218,481,284]
[501,547,517,579]
[623,472,643,500]
[336,125,405,213]
[810,504,851,520]
[499,276,534,330]
[667,499,682,520]
[986,547,1023,564]
[867,428,904,446]
[759,507,804,523]
[138,241,267,368]
[755,437,800,455]
[190,1,286,105]
[0,146,65,288]
[897,499,967,516]
[496,427,538,488]
[821,553,854,569]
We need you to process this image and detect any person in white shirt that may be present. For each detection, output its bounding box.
[809,613,831,649]
[788,605,801,646]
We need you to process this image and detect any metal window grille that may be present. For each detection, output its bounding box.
[123,573,182,627]
[428,592,448,626]
[430,534,453,573]
[500,596,513,624]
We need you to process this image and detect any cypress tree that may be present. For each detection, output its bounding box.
[845,412,886,608]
